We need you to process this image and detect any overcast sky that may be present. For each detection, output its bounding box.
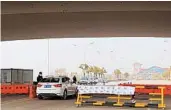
[1,37,171,80]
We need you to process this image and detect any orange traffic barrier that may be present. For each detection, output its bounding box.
[29,85,37,99]
[14,84,29,94]
[1,85,14,94]
[120,84,171,95]
[1,84,29,94]
[29,85,34,99]
[165,85,171,95]
[33,85,37,98]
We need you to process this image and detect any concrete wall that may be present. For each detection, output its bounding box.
[1,1,171,41]
[2,11,171,41]
[2,1,171,14]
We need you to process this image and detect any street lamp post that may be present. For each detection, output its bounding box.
[73,42,94,78]
[47,39,50,75]
[110,50,114,60]
[73,42,95,64]
[110,50,114,74]
[84,42,94,64]
[170,66,171,80]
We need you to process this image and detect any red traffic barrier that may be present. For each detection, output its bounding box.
[1,85,14,94]
[1,84,29,95]
[29,85,37,99]
[120,84,171,95]
[14,84,29,94]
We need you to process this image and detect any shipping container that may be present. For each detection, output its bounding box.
[1,68,33,84]
[23,70,33,83]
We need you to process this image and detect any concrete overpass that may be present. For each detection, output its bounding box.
[1,1,171,41]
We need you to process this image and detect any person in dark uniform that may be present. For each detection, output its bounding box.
[131,94,136,103]
[73,75,77,84]
[37,72,43,83]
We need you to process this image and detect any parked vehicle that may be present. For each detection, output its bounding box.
[36,76,77,100]
[89,77,98,85]
[78,77,106,85]
[78,77,89,85]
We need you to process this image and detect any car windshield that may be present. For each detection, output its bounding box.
[40,77,60,83]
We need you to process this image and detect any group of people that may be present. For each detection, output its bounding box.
[36,72,77,83]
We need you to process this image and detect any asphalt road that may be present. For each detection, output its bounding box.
[1,95,171,110]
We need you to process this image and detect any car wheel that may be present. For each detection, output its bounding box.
[63,90,67,100]
[38,95,43,100]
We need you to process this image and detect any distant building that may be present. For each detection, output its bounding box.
[137,66,168,80]
[133,62,142,74]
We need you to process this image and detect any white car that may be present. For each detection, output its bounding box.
[36,76,77,100]
[78,77,89,85]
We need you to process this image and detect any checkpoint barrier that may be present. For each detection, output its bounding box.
[75,85,166,109]
[1,84,29,94]
[29,85,37,99]
[1,84,37,99]
[1,85,15,94]
[119,84,171,95]
[14,84,29,94]
[133,86,166,108]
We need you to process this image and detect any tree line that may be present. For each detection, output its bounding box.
[79,64,130,80]
[79,64,107,78]
[113,69,130,80]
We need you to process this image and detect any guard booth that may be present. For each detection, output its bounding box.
[1,68,33,84]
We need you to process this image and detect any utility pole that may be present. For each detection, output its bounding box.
[170,66,171,80]
[47,39,50,75]
[73,42,95,64]
[84,42,94,64]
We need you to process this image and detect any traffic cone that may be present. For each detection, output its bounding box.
[29,85,34,99]
[33,85,37,98]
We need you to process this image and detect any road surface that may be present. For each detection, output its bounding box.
[1,95,171,110]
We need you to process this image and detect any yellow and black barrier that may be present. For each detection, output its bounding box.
[75,86,166,109]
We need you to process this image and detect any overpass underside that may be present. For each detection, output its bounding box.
[1,1,171,41]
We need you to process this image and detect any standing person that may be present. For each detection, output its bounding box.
[73,75,77,84]
[37,72,43,83]
[131,94,136,103]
